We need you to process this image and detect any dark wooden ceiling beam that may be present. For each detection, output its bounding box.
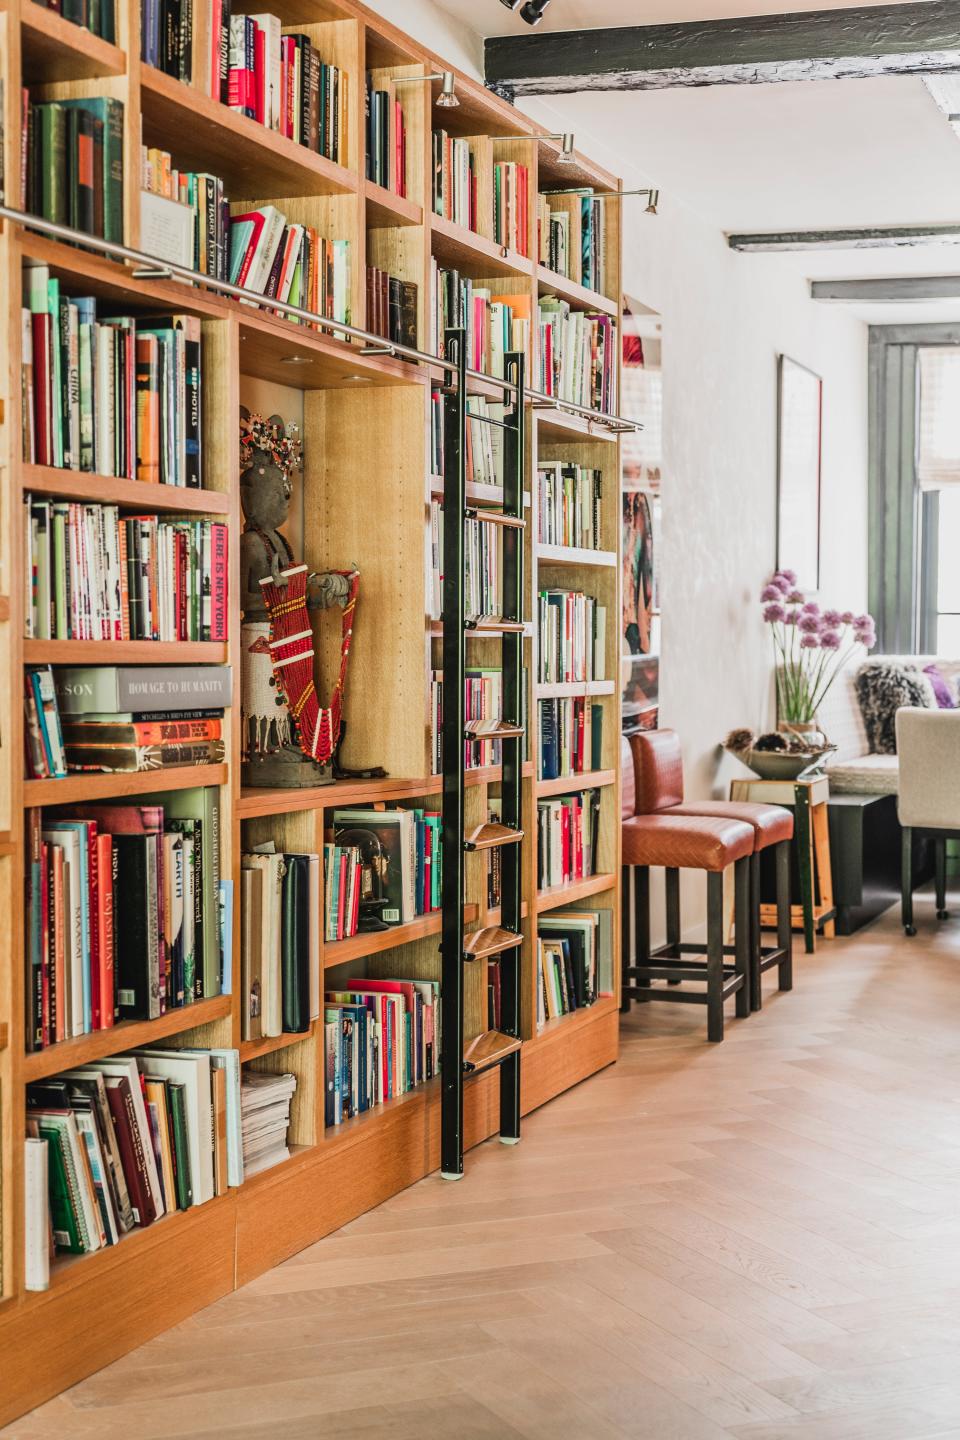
[728,225,960,252]
[812,275,960,300]
[484,1,960,97]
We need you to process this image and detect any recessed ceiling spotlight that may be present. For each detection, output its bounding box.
[280,354,311,364]
[519,0,551,24]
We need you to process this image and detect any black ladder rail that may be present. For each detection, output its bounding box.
[440,335,526,1179]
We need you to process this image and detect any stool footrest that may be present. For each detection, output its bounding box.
[623,973,745,1005]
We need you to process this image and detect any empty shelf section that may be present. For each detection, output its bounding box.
[464,823,523,852]
[463,926,522,961]
[463,1030,523,1074]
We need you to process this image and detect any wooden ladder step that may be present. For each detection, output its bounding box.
[463,926,522,961]
[465,615,526,634]
[463,1029,522,1074]
[464,822,523,851]
[463,719,524,739]
[466,509,525,530]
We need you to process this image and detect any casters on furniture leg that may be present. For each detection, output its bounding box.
[938,908,950,921]
[904,924,917,937]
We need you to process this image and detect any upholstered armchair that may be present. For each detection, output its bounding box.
[896,707,960,934]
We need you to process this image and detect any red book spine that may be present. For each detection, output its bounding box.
[87,823,101,1032]
[337,851,348,939]
[97,833,115,1029]
[105,1080,156,1227]
[253,23,265,126]
[40,839,50,1047]
[211,522,229,640]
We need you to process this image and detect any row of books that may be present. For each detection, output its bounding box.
[538,697,603,780]
[538,590,607,685]
[25,786,225,1048]
[325,977,440,1126]
[430,668,528,773]
[23,270,204,487]
[430,392,508,487]
[24,1047,242,1286]
[365,74,407,197]
[537,789,601,890]
[24,95,124,244]
[535,909,609,1027]
[140,0,195,80]
[537,191,608,296]
[141,146,231,281]
[494,160,530,257]
[429,262,530,380]
[33,0,116,42]
[328,808,442,940]
[432,129,477,232]
[538,301,617,415]
[366,268,417,348]
[25,499,229,643]
[428,501,504,621]
[229,205,350,323]
[538,462,604,551]
[227,20,347,162]
[241,850,320,1041]
[24,667,67,780]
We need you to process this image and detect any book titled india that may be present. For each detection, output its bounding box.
[54,664,233,715]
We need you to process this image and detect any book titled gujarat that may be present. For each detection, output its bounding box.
[25,499,228,643]
[324,977,440,1127]
[24,1047,241,1276]
[365,268,417,351]
[365,74,406,197]
[32,0,117,43]
[537,788,601,890]
[24,94,124,244]
[25,786,223,1046]
[228,205,350,324]
[240,848,320,1042]
[22,271,204,488]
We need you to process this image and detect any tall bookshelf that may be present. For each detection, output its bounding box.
[0,0,626,1422]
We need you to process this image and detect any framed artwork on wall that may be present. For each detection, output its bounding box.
[776,354,823,591]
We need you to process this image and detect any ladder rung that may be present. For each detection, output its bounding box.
[463,1029,522,1073]
[464,823,524,851]
[463,926,522,961]
[466,616,526,634]
[464,719,524,740]
[466,509,526,530]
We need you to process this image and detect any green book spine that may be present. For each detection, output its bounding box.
[37,1124,85,1253]
[46,278,63,468]
[60,98,124,243]
[167,1082,193,1209]
[39,105,67,227]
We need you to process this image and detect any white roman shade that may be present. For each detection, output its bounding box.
[917,346,960,490]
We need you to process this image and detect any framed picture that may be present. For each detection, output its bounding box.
[776,354,823,591]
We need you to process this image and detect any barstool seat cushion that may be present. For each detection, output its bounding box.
[622,813,754,871]
[667,801,794,848]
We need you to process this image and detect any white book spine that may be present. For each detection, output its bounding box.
[24,1138,50,1293]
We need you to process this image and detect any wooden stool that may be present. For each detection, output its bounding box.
[731,776,835,954]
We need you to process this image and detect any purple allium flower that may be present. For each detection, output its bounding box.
[761,584,783,602]
[820,629,842,650]
[784,609,800,626]
[769,573,791,593]
[822,609,843,627]
[840,610,855,624]
[855,625,877,649]
[800,633,819,649]
[800,601,820,615]
[798,612,822,634]
[763,602,786,623]
[779,569,797,585]
[786,588,805,604]
[854,614,872,629]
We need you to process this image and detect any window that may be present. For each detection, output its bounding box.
[918,347,960,652]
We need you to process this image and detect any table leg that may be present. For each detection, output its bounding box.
[795,786,816,954]
[811,800,835,939]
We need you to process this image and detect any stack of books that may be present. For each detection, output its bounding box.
[493,160,530,256]
[24,95,124,244]
[240,1071,297,1177]
[228,23,347,161]
[538,697,603,781]
[429,262,530,378]
[365,268,417,349]
[428,500,502,621]
[537,789,601,889]
[24,1048,241,1285]
[331,807,441,930]
[324,977,440,1126]
[25,499,228,643]
[432,129,477,230]
[33,0,116,41]
[229,206,350,322]
[536,910,608,1026]
[538,461,603,550]
[537,300,617,414]
[141,146,230,280]
[23,666,67,781]
[365,74,406,196]
[538,589,607,685]
[240,849,320,1041]
[537,190,607,295]
[22,271,204,487]
[25,785,225,1046]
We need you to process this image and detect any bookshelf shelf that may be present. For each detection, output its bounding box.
[431,213,533,279]
[536,992,617,1042]
[364,180,422,228]
[536,769,617,797]
[536,265,619,318]
[535,408,621,444]
[22,994,233,1081]
[23,465,232,514]
[20,5,126,83]
[236,311,418,391]
[240,1025,317,1064]
[536,544,617,569]
[536,680,616,699]
[139,66,359,200]
[536,872,616,914]
[237,764,534,818]
[323,904,480,970]
[23,640,230,664]
[23,763,229,807]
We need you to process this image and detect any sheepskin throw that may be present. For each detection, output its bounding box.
[854,663,936,754]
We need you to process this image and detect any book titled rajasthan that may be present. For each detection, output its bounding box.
[54,666,233,716]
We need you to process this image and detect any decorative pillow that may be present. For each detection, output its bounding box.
[924,663,957,709]
[854,663,936,754]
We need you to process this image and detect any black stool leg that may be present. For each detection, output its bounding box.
[665,867,682,983]
[734,857,750,1020]
[706,870,724,1042]
[749,850,762,1012]
[936,835,949,920]
[901,826,915,936]
[776,839,793,992]
[620,865,632,1013]
[634,865,651,998]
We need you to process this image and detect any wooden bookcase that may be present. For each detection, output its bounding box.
[0,0,625,1423]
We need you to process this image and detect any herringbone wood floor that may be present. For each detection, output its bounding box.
[6,891,960,1439]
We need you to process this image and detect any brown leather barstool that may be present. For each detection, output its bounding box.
[622,742,753,1042]
[625,730,794,1011]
